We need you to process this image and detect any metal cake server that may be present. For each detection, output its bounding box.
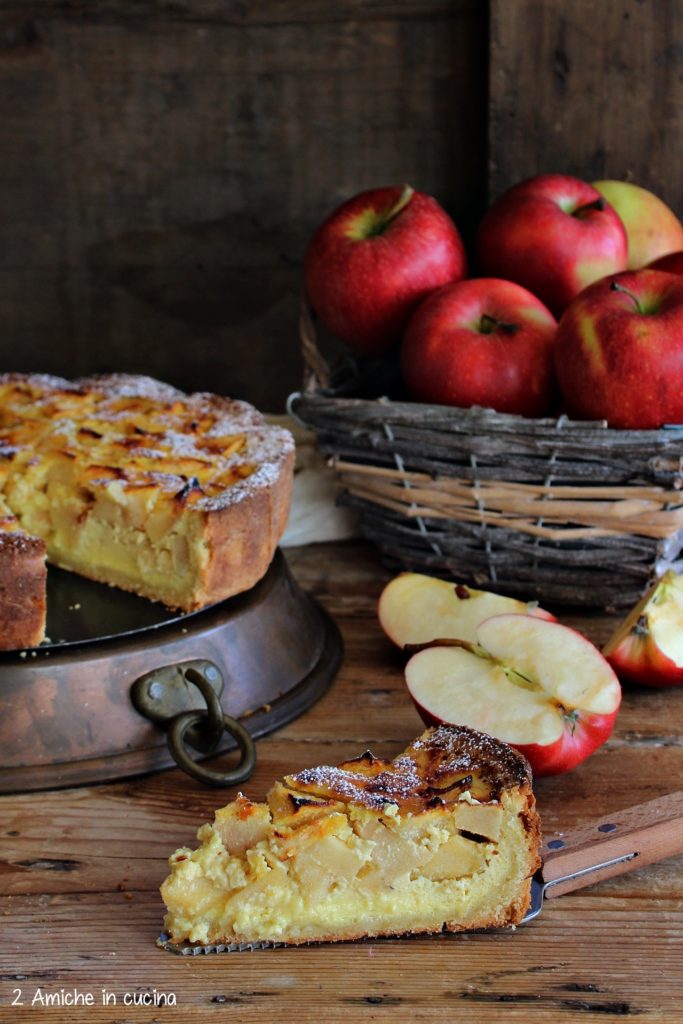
[524,789,683,923]
[158,790,683,953]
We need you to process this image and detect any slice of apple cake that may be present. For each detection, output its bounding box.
[0,373,294,648]
[160,724,541,947]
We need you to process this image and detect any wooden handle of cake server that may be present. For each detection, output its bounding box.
[540,790,683,898]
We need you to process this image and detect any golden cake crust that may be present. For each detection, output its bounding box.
[0,372,295,648]
[0,528,46,648]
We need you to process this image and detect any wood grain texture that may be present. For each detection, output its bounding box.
[541,791,683,897]
[0,1,486,412]
[1,540,683,1021]
[489,0,683,209]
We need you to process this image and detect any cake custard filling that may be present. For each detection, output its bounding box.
[161,725,541,946]
[0,374,294,636]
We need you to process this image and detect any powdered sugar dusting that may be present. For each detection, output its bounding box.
[410,724,531,790]
[293,760,424,810]
[0,371,294,510]
[76,373,182,402]
[288,724,531,812]
[0,527,45,556]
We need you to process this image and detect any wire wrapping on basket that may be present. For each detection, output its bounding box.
[382,421,443,558]
[469,452,496,583]
[531,414,567,574]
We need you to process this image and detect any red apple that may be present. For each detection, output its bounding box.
[304,185,467,357]
[603,571,683,688]
[475,174,628,316]
[593,180,683,270]
[554,268,683,428]
[405,614,621,776]
[400,278,558,415]
[649,251,683,276]
[378,572,555,648]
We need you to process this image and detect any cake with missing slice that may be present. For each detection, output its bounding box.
[0,373,294,649]
[160,724,541,947]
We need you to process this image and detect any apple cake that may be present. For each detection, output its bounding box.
[0,372,295,649]
[160,724,541,948]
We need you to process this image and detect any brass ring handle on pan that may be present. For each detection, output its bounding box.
[178,667,226,750]
[131,659,256,787]
[167,710,256,787]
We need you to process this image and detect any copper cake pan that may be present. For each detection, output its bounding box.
[0,549,341,793]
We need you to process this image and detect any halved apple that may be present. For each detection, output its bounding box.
[405,614,621,776]
[378,572,555,648]
[603,570,683,688]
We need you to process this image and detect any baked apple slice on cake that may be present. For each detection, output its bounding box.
[160,724,540,947]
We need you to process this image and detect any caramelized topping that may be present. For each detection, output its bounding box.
[0,373,294,537]
[286,724,531,812]
[343,750,381,766]
[421,775,473,798]
[174,476,204,504]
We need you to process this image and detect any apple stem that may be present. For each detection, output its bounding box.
[479,314,519,335]
[632,614,650,637]
[562,708,580,736]
[610,280,644,313]
[381,184,415,228]
[572,197,605,218]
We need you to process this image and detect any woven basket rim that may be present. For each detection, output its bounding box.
[291,388,683,444]
[294,298,683,444]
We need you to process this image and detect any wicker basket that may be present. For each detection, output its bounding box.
[288,304,683,609]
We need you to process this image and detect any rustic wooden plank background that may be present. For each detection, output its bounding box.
[1,0,681,407]
[0,0,487,411]
[489,0,683,209]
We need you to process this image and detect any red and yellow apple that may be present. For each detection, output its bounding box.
[553,268,683,428]
[405,614,621,776]
[304,185,467,357]
[378,572,555,648]
[475,174,627,316]
[603,571,683,688]
[400,277,558,415]
[593,180,683,270]
[649,251,683,276]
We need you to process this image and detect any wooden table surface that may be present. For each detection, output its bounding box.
[2,540,683,1023]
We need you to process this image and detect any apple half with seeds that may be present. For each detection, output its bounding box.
[378,572,555,648]
[603,570,683,688]
[405,614,621,776]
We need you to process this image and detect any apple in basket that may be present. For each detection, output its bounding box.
[405,615,622,776]
[304,185,467,357]
[592,180,683,269]
[400,277,558,416]
[603,571,683,688]
[378,572,555,648]
[475,173,627,315]
[553,268,683,428]
[648,251,683,275]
